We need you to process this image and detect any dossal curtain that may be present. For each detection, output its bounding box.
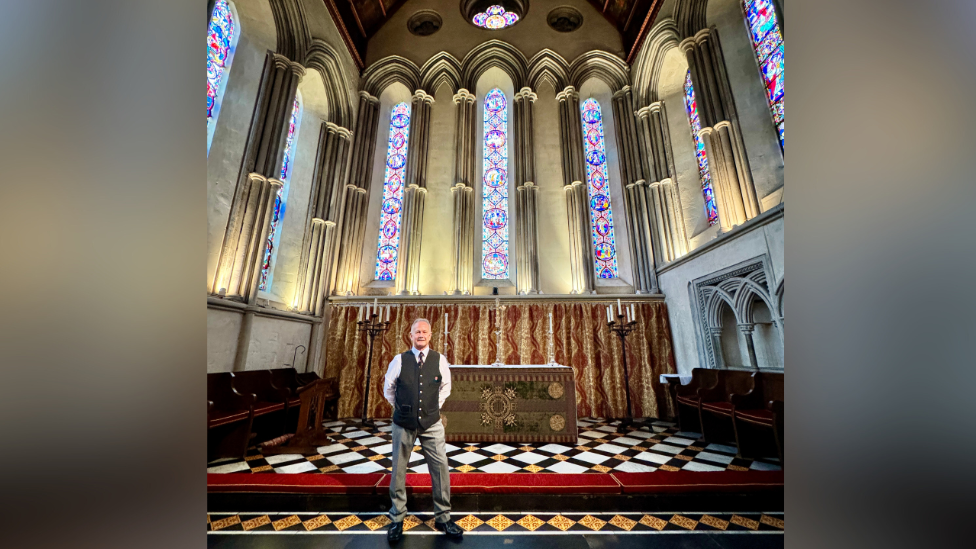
[324,301,677,421]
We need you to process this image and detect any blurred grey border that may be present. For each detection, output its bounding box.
[0,1,973,548]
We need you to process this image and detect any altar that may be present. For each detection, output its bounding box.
[440,365,577,444]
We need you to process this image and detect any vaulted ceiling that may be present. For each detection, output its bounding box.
[322,0,664,69]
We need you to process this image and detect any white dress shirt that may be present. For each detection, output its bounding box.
[383,346,452,409]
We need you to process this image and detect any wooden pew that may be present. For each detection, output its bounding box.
[207,372,255,460]
[698,370,757,446]
[674,369,718,433]
[732,372,784,465]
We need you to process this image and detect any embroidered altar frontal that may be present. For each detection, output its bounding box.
[441,365,577,443]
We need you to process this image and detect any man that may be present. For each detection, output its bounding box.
[383,318,463,542]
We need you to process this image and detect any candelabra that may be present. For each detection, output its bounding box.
[608,311,640,431]
[357,310,390,428]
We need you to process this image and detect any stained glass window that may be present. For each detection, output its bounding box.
[683,71,719,226]
[579,99,619,279]
[374,102,411,281]
[258,96,301,292]
[743,0,784,147]
[207,0,236,152]
[472,6,519,29]
[482,89,510,279]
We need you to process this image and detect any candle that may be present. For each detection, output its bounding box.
[548,311,553,333]
[444,313,448,335]
[373,298,378,313]
[617,299,622,316]
[386,305,390,322]
[366,302,370,318]
[358,306,363,321]
[630,304,635,322]
[607,306,612,323]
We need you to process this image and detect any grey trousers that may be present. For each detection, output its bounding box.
[389,419,451,524]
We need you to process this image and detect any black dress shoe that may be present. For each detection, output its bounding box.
[434,519,463,537]
[387,521,403,542]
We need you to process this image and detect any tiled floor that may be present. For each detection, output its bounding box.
[207,418,781,475]
[207,511,785,534]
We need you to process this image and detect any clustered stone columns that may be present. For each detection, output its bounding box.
[556,86,595,295]
[635,102,688,265]
[513,87,540,295]
[294,122,352,316]
[333,91,380,295]
[210,52,304,303]
[610,86,658,294]
[395,90,435,295]
[681,28,760,232]
[449,89,476,295]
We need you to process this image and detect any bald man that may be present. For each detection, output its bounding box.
[383,318,462,542]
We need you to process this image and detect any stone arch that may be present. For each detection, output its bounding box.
[568,51,630,93]
[775,277,784,319]
[705,287,740,329]
[632,19,682,107]
[362,57,423,98]
[420,53,463,95]
[527,49,570,92]
[268,0,311,63]
[304,39,352,128]
[461,40,528,91]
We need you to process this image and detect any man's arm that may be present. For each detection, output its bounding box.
[383,354,402,407]
[438,355,452,408]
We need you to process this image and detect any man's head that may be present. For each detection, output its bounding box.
[409,318,431,351]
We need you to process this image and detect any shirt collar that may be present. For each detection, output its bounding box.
[411,346,429,358]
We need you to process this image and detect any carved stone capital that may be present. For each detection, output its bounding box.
[272,53,292,69]
[311,217,327,225]
[515,87,538,102]
[678,36,698,54]
[612,85,632,99]
[738,323,756,334]
[359,90,379,104]
[635,105,653,120]
[694,27,714,45]
[288,61,306,78]
[453,88,476,104]
[413,89,435,104]
[555,86,578,102]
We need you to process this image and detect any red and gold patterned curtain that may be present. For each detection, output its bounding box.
[323,301,677,421]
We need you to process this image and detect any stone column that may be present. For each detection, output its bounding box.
[211,53,304,302]
[295,122,352,315]
[513,87,540,294]
[334,91,380,295]
[681,28,760,232]
[710,327,727,369]
[739,323,760,370]
[556,86,595,294]
[395,90,435,295]
[611,86,657,294]
[635,102,688,267]
[449,89,476,295]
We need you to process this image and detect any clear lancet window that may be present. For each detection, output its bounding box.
[473,6,519,29]
[258,96,301,292]
[579,98,619,279]
[743,0,784,147]
[482,88,510,280]
[207,0,237,153]
[683,71,719,226]
[374,102,412,281]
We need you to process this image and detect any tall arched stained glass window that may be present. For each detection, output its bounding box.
[482,89,510,280]
[683,72,719,226]
[374,102,411,281]
[207,0,237,153]
[743,0,784,147]
[258,96,301,292]
[580,98,618,279]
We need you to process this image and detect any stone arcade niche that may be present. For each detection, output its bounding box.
[691,256,783,370]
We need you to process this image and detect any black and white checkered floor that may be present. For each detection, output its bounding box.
[207,418,781,474]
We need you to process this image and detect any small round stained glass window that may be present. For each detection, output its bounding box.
[473,6,519,29]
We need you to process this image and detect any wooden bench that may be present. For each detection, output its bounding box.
[207,372,255,460]
[674,368,718,432]
[207,369,339,461]
[732,372,784,464]
[698,370,758,446]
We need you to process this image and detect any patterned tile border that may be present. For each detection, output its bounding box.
[207,511,785,535]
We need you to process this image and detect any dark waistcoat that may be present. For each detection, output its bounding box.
[393,349,442,431]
